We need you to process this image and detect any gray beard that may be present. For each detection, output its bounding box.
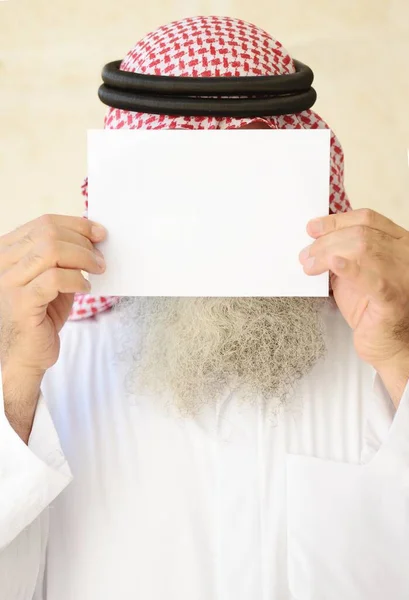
[115,297,329,415]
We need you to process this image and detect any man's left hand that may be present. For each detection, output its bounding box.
[299,208,409,404]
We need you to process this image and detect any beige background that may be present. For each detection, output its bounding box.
[0,0,408,235]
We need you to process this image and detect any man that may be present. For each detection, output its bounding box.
[1,15,409,600]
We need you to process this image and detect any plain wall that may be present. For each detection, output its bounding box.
[0,0,408,234]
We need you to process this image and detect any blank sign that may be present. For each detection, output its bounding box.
[88,129,330,297]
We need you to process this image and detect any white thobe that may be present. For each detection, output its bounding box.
[0,303,409,600]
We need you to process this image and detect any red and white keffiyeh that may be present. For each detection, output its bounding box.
[69,15,350,321]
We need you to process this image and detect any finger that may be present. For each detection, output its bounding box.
[300,238,391,277]
[0,224,99,271]
[299,225,391,267]
[302,250,394,303]
[0,214,107,249]
[23,268,91,308]
[307,208,407,240]
[329,256,395,302]
[1,240,105,288]
[1,225,101,270]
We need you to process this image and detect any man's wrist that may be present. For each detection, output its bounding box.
[1,361,45,443]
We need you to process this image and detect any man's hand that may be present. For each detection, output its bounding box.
[299,208,409,406]
[0,214,107,440]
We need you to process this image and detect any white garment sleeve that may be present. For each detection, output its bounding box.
[286,377,409,600]
[0,394,72,551]
[0,381,72,600]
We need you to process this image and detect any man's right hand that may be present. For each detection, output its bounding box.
[0,214,107,441]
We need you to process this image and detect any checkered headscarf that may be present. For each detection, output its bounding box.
[69,15,350,321]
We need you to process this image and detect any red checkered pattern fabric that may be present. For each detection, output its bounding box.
[69,15,350,321]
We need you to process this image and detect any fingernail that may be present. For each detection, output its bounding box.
[306,257,316,269]
[94,247,104,258]
[96,255,106,270]
[91,224,106,240]
[308,219,324,235]
[299,245,311,261]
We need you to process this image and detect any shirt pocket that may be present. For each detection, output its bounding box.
[286,452,409,600]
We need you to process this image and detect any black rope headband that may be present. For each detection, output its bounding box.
[98,59,317,118]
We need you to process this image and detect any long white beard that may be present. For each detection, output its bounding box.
[115,297,329,415]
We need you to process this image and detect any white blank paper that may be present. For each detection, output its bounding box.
[87,129,330,297]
